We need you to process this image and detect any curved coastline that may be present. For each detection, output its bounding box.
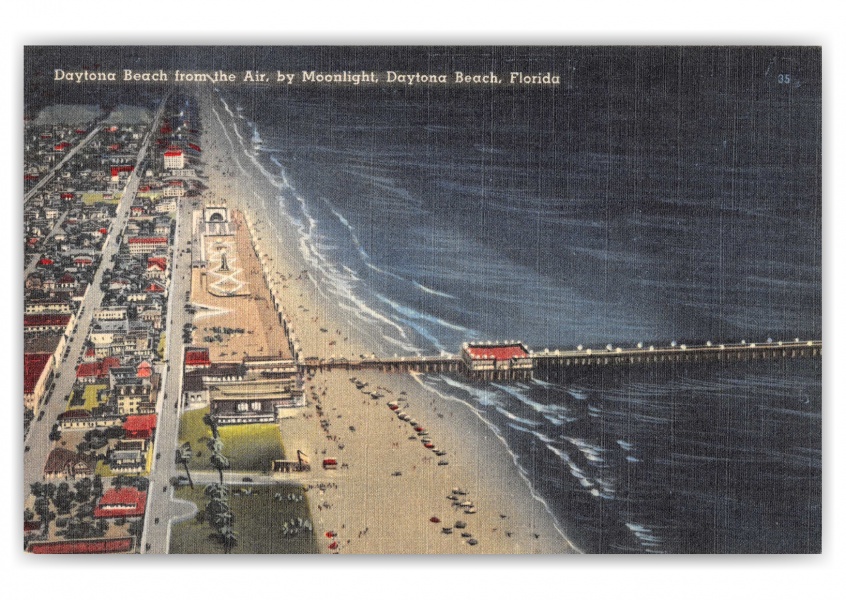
[197,89,578,554]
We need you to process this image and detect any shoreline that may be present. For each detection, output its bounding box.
[198,90,578,554]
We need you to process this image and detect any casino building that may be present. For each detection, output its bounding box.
[460,341,534,380]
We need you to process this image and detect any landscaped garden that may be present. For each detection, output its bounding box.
[169,483,317,554]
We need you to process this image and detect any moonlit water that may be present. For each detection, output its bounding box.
[21,45,821,555]
[210,47,821,553]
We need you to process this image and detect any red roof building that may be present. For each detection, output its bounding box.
[136,360,153,378]
[184,347,211,371]
[24,353,52,395]
[28,537,134,554]
[24,313,72,331]
[110,165,134,177]
[57,273,77,288]
[147,256,167,271]
[94,487,147,518]
[127,237,168,255]
[164,146,184,169]
[465,344,529,361]
[460,342,534,381]
[123,414,157,439]
[76,356,120,381]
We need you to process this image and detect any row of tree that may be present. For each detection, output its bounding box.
[203,414,235,552]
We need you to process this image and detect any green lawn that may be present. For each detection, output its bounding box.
[82,385,106,411]
[169,484,318,554]
[66,384,106,411]
[82,192,120,205]
[178,407,286,473]
[157,333,166,359]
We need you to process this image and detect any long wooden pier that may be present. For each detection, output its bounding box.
[297,339,821,381]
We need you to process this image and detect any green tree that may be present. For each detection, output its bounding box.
[33,496,50,521]
[203,413,219,439]
[206,437,229,485]
[74,478,93,504]
[30,482,44,499]
[54,482,74,515]
[203,483,228,501]
[43,483,57,501]
[92,474,104,498]
[210,450,230,486]
[217,525,237,554]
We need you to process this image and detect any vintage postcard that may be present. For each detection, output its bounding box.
[22,46,821,554]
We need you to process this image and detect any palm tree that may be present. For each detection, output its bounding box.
[202,413,219,440]
[218,525,237,554]
[204,483,228,501]
[175,444,194,489]
[209,508,234,529]
[207,437,224,454]
[210,449,230,486]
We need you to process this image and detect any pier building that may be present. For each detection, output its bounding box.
[460,341,534,381]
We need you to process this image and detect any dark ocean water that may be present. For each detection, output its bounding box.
[29,46,822,553]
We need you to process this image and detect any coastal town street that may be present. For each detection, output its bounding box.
[23,103,164,503]
[24,209,70,278]
[24,126,103,204]
[140,196,195,553]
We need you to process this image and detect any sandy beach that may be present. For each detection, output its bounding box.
[196,91,578,554]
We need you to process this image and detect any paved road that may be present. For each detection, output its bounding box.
[140,194,196,553]
[24,125,103,204]
[24,209,69,278]
[23,103,166,502]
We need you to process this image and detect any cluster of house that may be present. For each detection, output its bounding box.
[23,117,157,420]
[24,122,94,189]
[24,97,209,553]
[42,201,181,478]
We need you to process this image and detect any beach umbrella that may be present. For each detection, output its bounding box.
[429,516,441,523]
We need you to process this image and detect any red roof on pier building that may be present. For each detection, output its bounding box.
[465,344,529,361]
